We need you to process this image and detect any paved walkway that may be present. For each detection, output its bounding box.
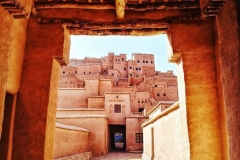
[91,152,142,160]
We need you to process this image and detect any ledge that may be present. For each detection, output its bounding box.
[57,108,105,111]
[56,123,90,132]
[56,114,108,119]
[142,101,179,127]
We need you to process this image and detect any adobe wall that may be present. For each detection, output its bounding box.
[214,0,240,159]
[142,103,190,160]
[54,123,89,158]
[0,6,28,137]
[167,19,223,159]
[12,19,68,160]
[56,116,108,156]
[58,89,88,108]
[99,79,112,96]
[88,97,104,108]
[85,79,99,95]
[126,117,148,151]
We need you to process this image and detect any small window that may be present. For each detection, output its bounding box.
[143,60,145,63]
[151,61,153,64]
[124,68,126,70]
[136,68,138,70]
[137,60,140,63]
[122,58,124,61]
[155,85,157,87]
[63,71,65,74]
[139,68,141,70]
[146,61,148,63]
[104,70,106,72]
[110,60,112,62]
[163,93,166,96]
[130,74,132,76]
[112,73,114,76]
[130,66,132,69]
[118,59,120,61]
[115,59,117,61]
[136,133,143,143]
[142,101,144,103]
[75,71,77,74]
[138,100,140,103]
[139,108,144,112]
[89,72,91,74]
[84,72,85,74]
[157,93,160,96]
[114,104,121,113]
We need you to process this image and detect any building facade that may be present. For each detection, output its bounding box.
[56,53,178,155]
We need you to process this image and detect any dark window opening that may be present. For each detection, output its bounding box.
[114,104,121,113]
[124,68,126,70]
[146,61,148,63]
[75,71,77,73]
[136,133,143,143]
[155,85,157,87]
[139,68,141,70]
[157,93,160,96]
[130,66,132,69]
[142,101,144,103]
[143,60,145,63]
[84,72,85,74]
[139,108,144,112]
[63,71,65,74]
[136,68,138,70]
[137,60,140,63]
[122,58,124,61]
[130,74,132,76]
[163,93,166,96]
[151,61,153,64]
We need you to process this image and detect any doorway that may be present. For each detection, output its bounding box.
[109,125,126,151]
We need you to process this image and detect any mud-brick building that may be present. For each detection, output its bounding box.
[0,0,239,160]
[56,53,178,156]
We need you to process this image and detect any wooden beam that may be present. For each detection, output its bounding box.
[64,20,169,30]
[115,0,126,19]
[69,28,166,36]
[35,2,200,10]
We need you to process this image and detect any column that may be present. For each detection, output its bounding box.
[12,18,69,160]
[167,19,223,159]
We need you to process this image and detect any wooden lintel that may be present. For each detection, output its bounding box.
[35,2,199,10]
[69,28,166,36]
[115,0,126,19]
[65,20,169,30]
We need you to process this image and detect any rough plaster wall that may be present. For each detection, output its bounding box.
[0,6,28,137]
[13,19,66,160]
[215,0,240,159]
[54,127,88,158]
[88,97,104,108]
[152,108,189,160]
[58,89,88,108]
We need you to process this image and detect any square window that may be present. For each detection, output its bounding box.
[124,68,126,70]
[136,133,143,143]
[114,104,121,113]
[130,66,132,69]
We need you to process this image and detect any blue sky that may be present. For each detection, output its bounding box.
[70,34,177,75]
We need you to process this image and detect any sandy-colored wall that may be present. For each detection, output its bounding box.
[56,116,108,156]
[142,103,190,160]
[85,79,99,96]
[126,117,148,151]
[0,6,28,137]
[88,97,104,108]
[58,89,88,108]
[99,80,112,96]
[12,19,68,160]
[214,0,240,159]
[105,93,131,124]
[54,123,89,158]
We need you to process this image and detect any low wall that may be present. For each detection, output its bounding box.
[142,102,190,160]
[56,115,108,156]
[54,123,90,159]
